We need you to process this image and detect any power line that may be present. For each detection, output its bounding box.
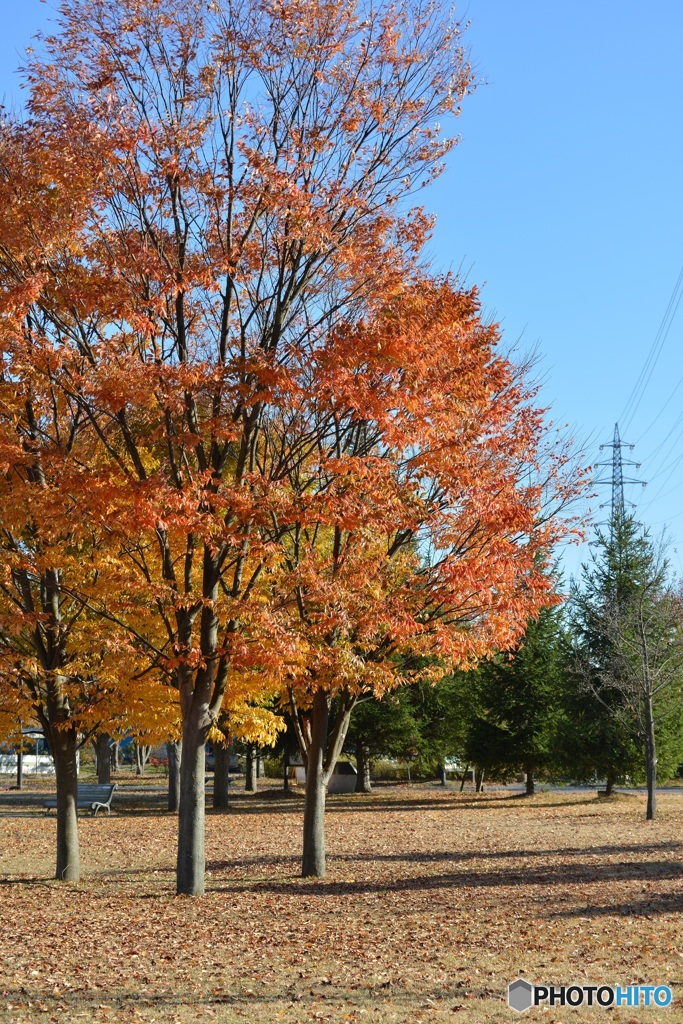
[643,473,683,509]
[620,264,683,434]
[637,444,683,516]
[640,408,683,485]
[635,368,683,446]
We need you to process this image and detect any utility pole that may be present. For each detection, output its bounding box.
[593,423,646,531]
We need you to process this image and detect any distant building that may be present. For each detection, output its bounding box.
[0,730,57,775]
[291,759,358,794]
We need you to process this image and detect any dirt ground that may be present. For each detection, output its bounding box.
[1,785,683,1024]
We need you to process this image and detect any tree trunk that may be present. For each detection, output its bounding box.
[459,765,470,792]
[52,728,80,882]
[94,734,111,785]
[645,696,657,821]
[355,742,372,793]
[256,752,263,778]
[176,732,207,896]
[437,763,447,786]
[167,739,181,813]
[474,767,485,792]
[213,744,230,809]
[111,740,119,772]
[245,744,257,793]
[134,742,151,776]
[302,689,330,877]
[175,548,225,896]
[16,746,23,790]
[604,768,616,797]
[283,747,290,791]
[525,764,535,796]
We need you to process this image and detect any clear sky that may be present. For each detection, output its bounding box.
[2,0,682,582]
[428,0,683,581]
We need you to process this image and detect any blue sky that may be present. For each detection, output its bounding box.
[429,0,683,580]
[2,0,683,582]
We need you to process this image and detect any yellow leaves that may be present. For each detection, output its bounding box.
[219,704,284,747]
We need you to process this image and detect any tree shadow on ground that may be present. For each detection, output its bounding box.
[207,792,603,816]
[0,877,58,887]
[553,892,683,917]
[207,839,683,873]
[0,983,490,1015]
[208,858,683,903]
[6,851,681,917]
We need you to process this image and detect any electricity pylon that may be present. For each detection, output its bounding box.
[593,423,646,531]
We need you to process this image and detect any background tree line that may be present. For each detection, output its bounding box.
[292,511,683,812]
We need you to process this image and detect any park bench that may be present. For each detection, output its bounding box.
[43,783,117,816]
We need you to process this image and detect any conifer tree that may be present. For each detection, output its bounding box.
[570,512,683,818]
[462,603,568,794]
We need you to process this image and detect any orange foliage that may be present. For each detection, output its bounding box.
[251,280,585,791]
[0,123,177,750]
[0,0,586,890]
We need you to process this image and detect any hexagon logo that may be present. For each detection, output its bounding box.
[508,978,534,1012]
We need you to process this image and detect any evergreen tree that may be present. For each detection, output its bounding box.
[343,675,471,790]
[555,665,641,795]
[405,675,471,782]
[570,512,683,818]
[462,603,568,794]
[344,691,420,792]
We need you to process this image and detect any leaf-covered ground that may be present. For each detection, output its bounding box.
[1,786,683,1024]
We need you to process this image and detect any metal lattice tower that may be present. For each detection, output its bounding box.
[593,423,646,529]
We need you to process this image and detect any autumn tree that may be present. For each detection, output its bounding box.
[9,0,475,895]
[267,281,582,875]
[0,121,181,881]
[208,687,284,807]
[0,127,87,881]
